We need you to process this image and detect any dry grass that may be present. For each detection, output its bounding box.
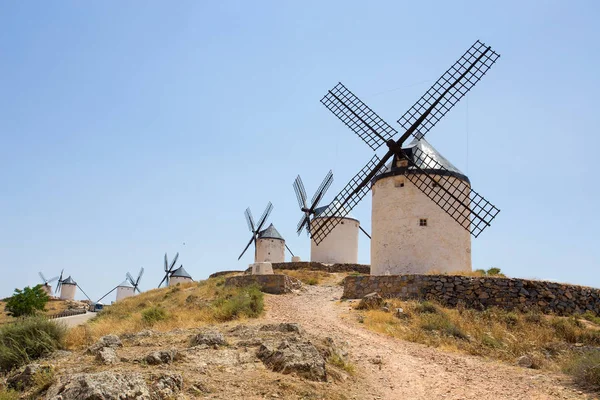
[66,277,263,349]
[276,269,333,286]
[426,268,505,278]
[357,299,600,374]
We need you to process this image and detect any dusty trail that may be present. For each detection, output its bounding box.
[264,282,587,400]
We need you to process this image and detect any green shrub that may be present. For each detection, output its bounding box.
[563,351,600,390]
[581,311,600,325]
[5,285,49,317]
[414,301,439,314]
[211,285,264,321]
[328,353,355,375]
[486,267,503,276]
[503,312,520,327]
[0,316,66,372]
[141,306,168,326]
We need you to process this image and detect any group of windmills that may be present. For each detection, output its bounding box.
[238,40,501,276]
[33,40,502,305]
[36,252,194,305]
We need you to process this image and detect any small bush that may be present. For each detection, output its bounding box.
[0,316,66,372]
[413,301,439,315]
[581,311,600,325]
[503,312,520,327]
[141,306,168,326]
[211,285,264,321]
[524,311,544,325]
[420,313,468,340]
[563,351,600,390]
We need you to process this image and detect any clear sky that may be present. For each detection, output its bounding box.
[1,1,599,301]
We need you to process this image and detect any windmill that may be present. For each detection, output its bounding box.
[238,202,273,261]
[158,253,179,288]
[294,170,366,264]
[96,267,145,304]
[313,40,501,274]
[38,272,59,296]
[55,271,92,302]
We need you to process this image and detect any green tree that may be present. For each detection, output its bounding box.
[5,285,49,317]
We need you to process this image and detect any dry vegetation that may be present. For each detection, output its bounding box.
[0,298,73,325]
[355,298,600,389]
[66,277,263,349]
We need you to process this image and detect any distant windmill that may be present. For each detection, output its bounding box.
[56,271,92,302]
[158,253,179,288]
[238,202,293,263]
[38,272,59,296]
[97,267,144,304]
[314,40,501,275]
[293,170,367,264]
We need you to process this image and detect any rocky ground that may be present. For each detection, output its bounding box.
[4,274,598,399]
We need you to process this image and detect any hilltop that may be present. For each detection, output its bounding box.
[1,270,599,399]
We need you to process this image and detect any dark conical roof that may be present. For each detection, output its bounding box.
[258,223,284,241]
[170,265,192,279]
[61,276,77,285]
[374,138,469,184]
[313,201,358,222]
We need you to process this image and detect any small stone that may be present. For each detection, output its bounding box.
[86,334,123,355]
[144,349,179,365]
[517,355,533,368]
[357,292,384,310]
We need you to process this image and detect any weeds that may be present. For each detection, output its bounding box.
[563,350,600,390]
[0,389,19,400]
[0,316,66,372]
[328,353,356,375]
[211,285,264,321]
[141,306,168,326]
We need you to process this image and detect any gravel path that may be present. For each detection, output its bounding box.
[264,283,589,400]
[54,311,96,328]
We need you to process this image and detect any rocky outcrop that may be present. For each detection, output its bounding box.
[86,334,123,355]
[224,274,302,294]
[144,349,179,365]
[44,371,182,400]
[343,274,600,315]
[45,371,151,400]
[257,340,327,382]
[95,347,118,365]
[191,331,227,347]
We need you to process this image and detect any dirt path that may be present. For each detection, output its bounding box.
[264,282,589,400]
[54,311,96,328]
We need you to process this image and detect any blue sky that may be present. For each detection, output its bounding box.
[1,1,599,301]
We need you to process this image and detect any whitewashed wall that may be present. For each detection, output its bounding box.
[371,174,471,275]
[60,284,77,300]
[116,286,135,302]
[256,238,285,263]
[310,217,359,264]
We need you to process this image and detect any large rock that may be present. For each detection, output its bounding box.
[150,373,183,399]
[95,347,118,365]
[7,363,51,390]
[144,349,179,365]
[86,334,123,355]
[257,340,327,382]
[259,323,303,335]
[356,292,384,310]
[191,331,227,347]
[45,371,151,400]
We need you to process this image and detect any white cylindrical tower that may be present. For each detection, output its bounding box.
[116,281,135,302]
[169,266,193,286]
[255,224,285,263]
[59,276,77,300]
[310,202,359,264]
[371,139,472,275]
[41,284,53,297]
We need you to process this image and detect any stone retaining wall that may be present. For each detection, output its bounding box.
[343,275,600,316]
[224,274,302,295]
[249,262,370,274]
[209,270,245,279]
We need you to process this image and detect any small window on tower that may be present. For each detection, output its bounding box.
[419,219,428,227]
[394,177,405,188]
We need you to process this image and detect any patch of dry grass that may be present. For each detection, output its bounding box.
[0,298,72,325]
[66,278,263,349]
[358,299,600,374]
[276,269,332,286]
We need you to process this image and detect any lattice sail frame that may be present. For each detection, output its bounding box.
[294,171,334,236]
[312,155,385,244]
[397,41,500,140]
[405,147,500,238]
[321,83,397,150]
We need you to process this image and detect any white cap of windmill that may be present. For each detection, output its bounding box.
[158,252,179,288]
[293,171,365,264]
[38,271,59,296]
[315,41,502,275]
